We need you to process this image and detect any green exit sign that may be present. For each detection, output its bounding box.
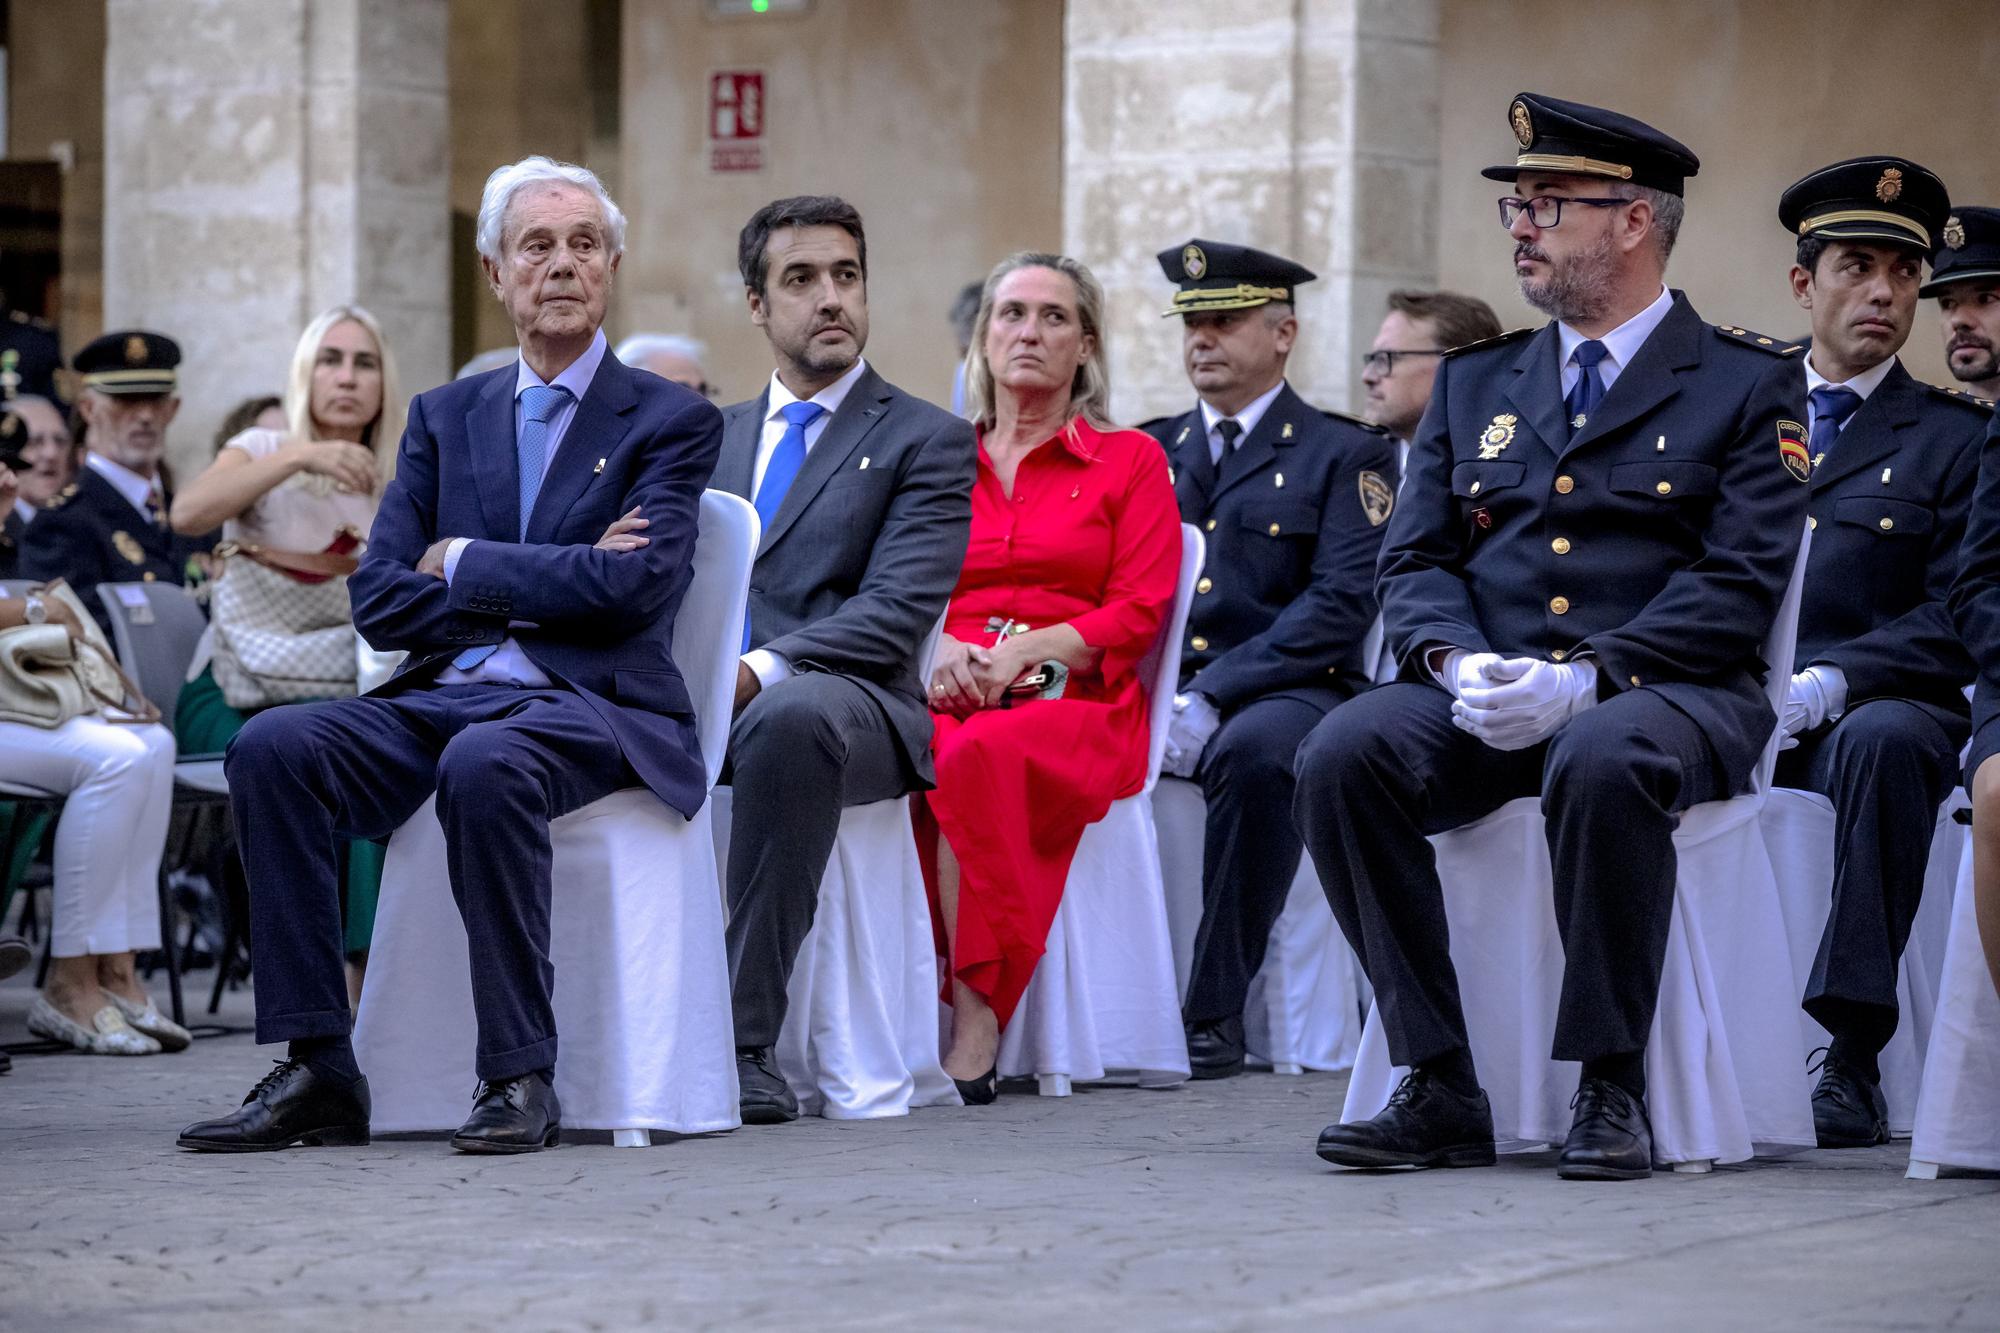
[707,0,811,15]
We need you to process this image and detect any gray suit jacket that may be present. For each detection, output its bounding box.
[718,363,975,784]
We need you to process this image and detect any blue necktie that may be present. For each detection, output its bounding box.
[1808,385,1862,466]
[452,383,569,670]
[744,400,825,650]
[1565,339,1608,435]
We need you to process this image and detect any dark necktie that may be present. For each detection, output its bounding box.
[1565,340,1608,435]
[145,489,167,529]
[1808,385,1863,464]
[1215,417,1244,459]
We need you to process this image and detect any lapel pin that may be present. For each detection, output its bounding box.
[1176,426,1191,446]
[593,458,606,475]
[1881,467,1892,484]
[1281,422,1294,440]
[1655,435,1666,452]
[1274,472,1285,489]
[859,456,870,470]
[1070,486,1080,499]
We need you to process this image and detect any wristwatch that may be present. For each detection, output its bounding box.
[22,593,47,625]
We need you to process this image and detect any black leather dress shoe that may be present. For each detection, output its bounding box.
[1185,1015,1246,1081]
[452,1070,562,1154]
[1557,1077,1653,1181]
[737,1046,798,1125]
[1316,1069,1496,1169]
[178,1059,371,1152]
[1811,1050,1889,1148]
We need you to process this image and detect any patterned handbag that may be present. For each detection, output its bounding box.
[209,529,364,710]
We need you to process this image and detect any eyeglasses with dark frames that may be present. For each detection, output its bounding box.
[1360,349,1445,375]
[1497,195,1634,229]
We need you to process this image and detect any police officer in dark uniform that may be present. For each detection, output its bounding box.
[1142,240,1397,1079]
[1924,206,2000,403]
[0,405,29,578]
[0,296,63,402]
[20,331,206,632]
[1771,158,1987,1149]
[1298,93,1808,1181]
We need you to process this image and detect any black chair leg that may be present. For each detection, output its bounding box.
[157,865,184,1028]
[34,927,50,989]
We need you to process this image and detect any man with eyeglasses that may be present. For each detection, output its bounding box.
[1771,158,1986,1150]
[1141,239,1398,1080]
[1361,291,1505,471]
[1296,93,1807,1180]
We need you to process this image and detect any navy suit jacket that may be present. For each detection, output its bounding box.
[1380,293,1808,792]
[348,351,724,818]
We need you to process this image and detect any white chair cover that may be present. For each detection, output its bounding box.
[354,489,757,1140]
[1760,787,1964,1134]
[1908,837,2000,1175]
[1343,524,1818,1167]
[995,524,1203,1090]
[1153,775,1368,1074]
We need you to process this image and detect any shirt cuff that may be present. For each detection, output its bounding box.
[1804,664,1848,721]
[743,648,792,689]
[442,537,474,584]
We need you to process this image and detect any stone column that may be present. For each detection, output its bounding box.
[1064,0,1440,424]
[103,0,448,479]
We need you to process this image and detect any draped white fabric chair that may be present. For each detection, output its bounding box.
[354,489,757,1146]
[707,617,955,1120]
[1907,838,2000,1178]
[1760,787,1964,1134]
[1343,524,1817,1170]
[995,524,1203,1095]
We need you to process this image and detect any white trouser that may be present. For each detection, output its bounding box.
[0,717,175,957]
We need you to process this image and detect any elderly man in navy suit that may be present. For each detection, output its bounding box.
[180,156,722,1156]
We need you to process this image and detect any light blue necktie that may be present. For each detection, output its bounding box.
[452,383,569,670]
[744,400,825,650]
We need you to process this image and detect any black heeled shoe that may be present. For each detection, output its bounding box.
[952,1066,998,1106]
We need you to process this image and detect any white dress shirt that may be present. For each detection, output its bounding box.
[15,497,38,526]
[1556,284,1673,400]
[85,451,163,518]
[1197,379,1287,466]
[741,357,870,688]
[1803,350,1895,410]
[436,329,608,688]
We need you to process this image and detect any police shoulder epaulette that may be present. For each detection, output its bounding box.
[1925,381,1995,415]
[1714,324,1803,356]
[5,309,50,330]
[1442,326,1535,358]
[47,482,78,508]
[1321,407,1389,435]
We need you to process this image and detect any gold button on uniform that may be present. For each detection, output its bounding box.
[1551,537,1571,555]
[1469,481,1482,496]
[1809,516,1818,530]
[1205,519,1217,532]
[1196,577,1212,594]
[1555,475,1575,494]
[1190,635,1208,651]
[1550,596,1570,615]
[1656,480,1673,495]
[1630,674,1642,687]
[1267,522,1281,536]
[1879,517,1894,531]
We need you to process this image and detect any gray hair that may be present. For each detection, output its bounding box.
[613,332,708,367]
[1628,184,1684,262]
[475,155,627,263]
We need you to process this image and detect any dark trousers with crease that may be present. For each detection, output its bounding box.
[1775,697,1964,1054]
[1184,694,1327,1024]
[228,683,637,1082]
[723,671,910,1051]
[1292,681,1722,1072]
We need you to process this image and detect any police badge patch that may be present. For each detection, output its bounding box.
[1358,470,1394,527]
[1478,413,1518,460]
[1777,420,1811,483]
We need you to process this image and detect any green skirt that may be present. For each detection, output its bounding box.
[176,665,383,954]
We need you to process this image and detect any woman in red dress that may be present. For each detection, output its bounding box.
[918,252,1182,1102]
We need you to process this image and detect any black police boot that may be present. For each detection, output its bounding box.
[1557,1077,1653,1181]
[1316,1069,1497,1169]
[1185,1015,1247,1081]
[1811,1047,1890,1149]
[178,1059,371,1152]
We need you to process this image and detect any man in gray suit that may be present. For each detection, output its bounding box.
[717,196,976,1122]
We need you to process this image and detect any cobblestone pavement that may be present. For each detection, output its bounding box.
[3,975,1998,1331]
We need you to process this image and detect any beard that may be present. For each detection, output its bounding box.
[782,317,864,379]
[1517,228,1619,324]
[1950,339,1999,384]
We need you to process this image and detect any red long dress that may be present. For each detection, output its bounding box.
[918,416,1182,1029]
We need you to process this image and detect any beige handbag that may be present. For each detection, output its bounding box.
[209,531,363,710]
[0,579,160,729]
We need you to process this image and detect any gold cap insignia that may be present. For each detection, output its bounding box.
[1510,100,1533,148]
[1944,216,1966,250]
[1876,168,1903,203]
[113,530,147,565]
[1358,470,1394,527]
[124,334,148,366]
[1478,412,1518,460]
[1182,244,1207,280]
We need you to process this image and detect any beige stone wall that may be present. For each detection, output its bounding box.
[103,0,449,479]
[6,0,107,359]
[618,0,1064,409]
[1437,0,2000,390]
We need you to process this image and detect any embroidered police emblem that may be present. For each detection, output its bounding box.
[1478,413,1518,460]
[1777,420,1811,483]
[1876,168,1903,203]
[1358,470,1394,527]
[1510,100,1533,148]
[1182,244,1207,280]
[124,334,148,366]
[113,530,147,565]
[1944,216,1966,250]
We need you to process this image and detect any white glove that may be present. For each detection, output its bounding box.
[1780,666,1848,749]
[1452,657,1599,751]
[1162,693,1222,778]
[1433,649,1508,701]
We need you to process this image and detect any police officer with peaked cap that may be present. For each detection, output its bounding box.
[20,330,209,633]
[1143,240,1398,1080]
[1298,92,1808,1181]
[1924,206,2000,403]
[0,293,63,403]
[1769,157,1986,1150]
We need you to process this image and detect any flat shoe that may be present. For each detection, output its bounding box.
[27,996,161,1056]
[104,991,192,1053]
